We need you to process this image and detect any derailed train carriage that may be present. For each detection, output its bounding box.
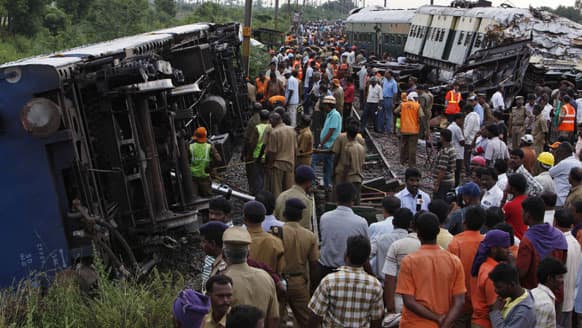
[0,23,248,287]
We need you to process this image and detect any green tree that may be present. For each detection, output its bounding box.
[155,0,176,18]
[55,0,94,22]
[83,0,151,41]
[44,6,68,35]
[5,0,49,36]
[552,5,582,24]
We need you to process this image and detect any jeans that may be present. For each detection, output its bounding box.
[361,102,378,133]
[312,152,334,188]
[377,97,394,133]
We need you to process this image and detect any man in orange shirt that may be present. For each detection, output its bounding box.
[447,206,486,327]
[255,72,269,104]
[396,212,466,327]
[470,229,511,328]
[445,82,462,121]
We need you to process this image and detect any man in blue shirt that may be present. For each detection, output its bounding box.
[469,96,484,125]
[312,96,342,190]
[379,70,398,134]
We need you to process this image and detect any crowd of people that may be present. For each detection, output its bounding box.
[177,20,582,328]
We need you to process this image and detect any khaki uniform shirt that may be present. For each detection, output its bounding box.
[274,185,314,230]
[332,138,366,183]
[247,82,257,104]
[297,127,313,166]
[281,222,319,276]
[565,184,582,208]
[201,309,228,328]
[265,124,296,172]
[247,225,286,273]
[418,93,433,120]
[532,114,548,143]
[224,263,280,319]
[510,106,531,127]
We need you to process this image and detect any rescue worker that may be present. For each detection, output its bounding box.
[274,165,316,232]
[296,114,314,167]
[558,95,576,140]
[445,82,462,120]
[189,127,222,197]
[256,72,269,104]
[246,110,270,195]
[264,112,297,198]
[332,119,366,204]
[417,84,433,140]
[509,96,532,150]
[395,92,423,167]
[221,226,280,328]
[278,198,320,327]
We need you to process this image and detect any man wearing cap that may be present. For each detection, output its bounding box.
[280,198,320,327]
[519,134,536,174]
[264,112,297,198]
[189,127,222,197]
[313,95,342,190]
[274,165,316,231]
[446,182,482,235]
[361,77,382,133]
[470,230,512,328]
[549,142,582,207]
[380,70,398,134]
[394,92,423,167]
[509,96,532,150]
[285,70,300,127]
[535,152,556,194]
[199,221,229,293]
[173,289,210,328]
[222,226,280,328]
[469,95,484,125]
[246,109,270,195]
[242,201,285,275]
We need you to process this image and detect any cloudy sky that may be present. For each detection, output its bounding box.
[361,0,571,9]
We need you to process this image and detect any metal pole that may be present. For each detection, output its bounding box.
[242,0,252,76]
[384,0,387,7]
[274,0,279,30]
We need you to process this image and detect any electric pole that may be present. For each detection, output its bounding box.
[242,0,252,76]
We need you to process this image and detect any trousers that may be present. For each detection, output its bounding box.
[361,102,379,133]
[266,166,293,198]
[400,134,419,166]
[286,276,311,327]
[312,152,334,189]
[511,126,524,149]
[192,176,212,197]
[246,161,264,195]
[377,97,394,133]
[288,104,299,127]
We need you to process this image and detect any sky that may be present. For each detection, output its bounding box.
[362,0,573,9]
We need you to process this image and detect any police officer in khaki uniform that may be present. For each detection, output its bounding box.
[332,118,366,204]
[277,198,320,327]
[264,112,297,198]
[509,96,532,150]
[296,114,314,167]
[222,226,280,328]
[274,165,316,232]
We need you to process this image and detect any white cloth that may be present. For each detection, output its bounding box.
[481,185,504,209]
[371,228,408,279]
[287,104,298,127]
[448,122,465,160]
[577,98,582,125]
[497,173,508,192]
[543,210,555,225]
[395,187,430,215]
[304,66,313,88]
[382,233,421,313]
[368,217,394,241]
[563,232,582,312]
[530,284,557,328]
[358,67,367,91]
[286,76,299,105]
[261,214,284,232]
[464,112,481,145]
[366,84,383,103]
[484,137,509,163]
[491,91,504,111]
[535,171,556,194]
[542,104,553,122]
[549,155,582,206]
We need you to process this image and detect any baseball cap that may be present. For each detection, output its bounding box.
[222,226,251,245]
[459,182,481,197]
[470,156,486,167]
[199,221,228,235]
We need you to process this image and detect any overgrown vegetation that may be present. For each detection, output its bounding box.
[0,255,184,327]
[0,0,349,64]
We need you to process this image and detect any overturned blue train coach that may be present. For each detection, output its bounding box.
[0,22,248,287]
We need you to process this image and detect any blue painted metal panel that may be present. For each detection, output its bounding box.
[0,65,70,287]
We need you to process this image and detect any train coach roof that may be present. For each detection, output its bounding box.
[416,5,530,23]
[0,23,211,69]
[346,8,416,24]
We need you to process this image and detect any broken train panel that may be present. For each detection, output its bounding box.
[0,22,248,287]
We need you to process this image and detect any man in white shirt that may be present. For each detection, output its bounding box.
[395,168,431,215]
[494,159,509,192]
[549,142,582,206]
[448,114,465,186]
[285,71,300,127]
[531,258,567,328]
[464,105,481,170]
[370,207,411,280]
[491,86,505,112]
[554,208,582,327]
[483,124,509,166]
[361,77,382,133]
[368,196,400,241]
[304,61,315,96]
[478,167,503,209]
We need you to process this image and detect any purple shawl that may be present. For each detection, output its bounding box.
[524,223,568,259]
[471,230,510,277]
[173,289,210,328]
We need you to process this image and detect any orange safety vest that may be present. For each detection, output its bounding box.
[256,77,269,101]
[558,103,576,132]
[400,101,421,135]
[445,90,462,115]
[293,60,303,80]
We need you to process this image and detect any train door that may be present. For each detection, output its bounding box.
[442,16,459,61]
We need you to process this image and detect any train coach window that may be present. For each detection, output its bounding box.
[458,32,464,45]
[431,28,437,41]
[439,29,445,42]
[464,32,472,46]
[474,33,483,48]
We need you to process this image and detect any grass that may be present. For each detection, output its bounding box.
[0,255,184,328]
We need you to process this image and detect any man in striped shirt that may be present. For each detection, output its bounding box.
[308,235,384,328]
